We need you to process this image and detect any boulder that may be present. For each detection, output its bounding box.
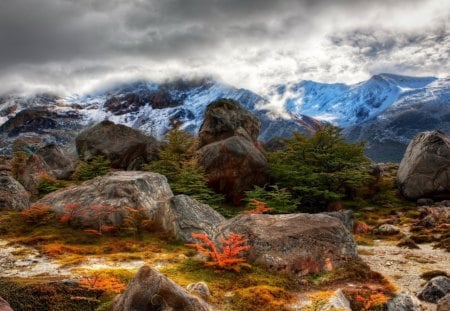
[418,276,450,303]
[76,120,158,170]
[386,291,421,311]
[437,293,450,311]
[0,296,13,311]
[198,99,260,147]
[186,282,211,301]
[198,136,267,205]
[37,172,224,242]
[214,213,358,276]
[397,131,450,199]
[112,266,210,311]
[373,224,401,235]
[167,195,225,243]
[0,170,30,211]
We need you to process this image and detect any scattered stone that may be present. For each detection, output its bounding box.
[112,266,210,311]
[397,238,420,249]
[373,224,401,235]
[76,120,158,170]
[186,282,211,301]
[0,296,13,311]
[214,213,357,276]
[353,221,371,234]
[37,172,224,242]
[362,206,376,212]
[386,291,421,311]
[437,293,450,311]
[397,131,450,200]
[0,171,30,211]
[417,198,434,206]
[417,214,437,228]
[417,276,450,303]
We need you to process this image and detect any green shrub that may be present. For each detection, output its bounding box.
[72,156,111,181]
[37,173,67,197]
[245,185,299,213]
[268,125,371,211]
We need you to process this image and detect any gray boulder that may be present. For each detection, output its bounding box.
[214,213,357,276]
[112,266,210,311]
[397,131,450,199]
[323,210,354,232]
[418,276,450,303]
[37,172,224,242]
[76,120,158,170]
[0,170,30,211]
[386,291,421,311]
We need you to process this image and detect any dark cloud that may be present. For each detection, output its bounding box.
[0,0,447,95]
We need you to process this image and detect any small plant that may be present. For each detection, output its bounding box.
[351,291,389,310]
[36,172,67,196]
[59,203,85,226]
[186,232,251,272]
[121,206,154,238]
[72,155,110,181]
[20,203,54,226]
[82,204,118,236]
[244,199,272,214]
[79,271,126,298]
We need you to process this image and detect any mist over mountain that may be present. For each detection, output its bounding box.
[1,73,448,162]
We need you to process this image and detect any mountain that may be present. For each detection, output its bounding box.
[0,79,320,155]
[270,73,450,162]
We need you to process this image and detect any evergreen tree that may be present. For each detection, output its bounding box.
[245,185,299,214]
[72,155,111,181]
[268,125,371,210]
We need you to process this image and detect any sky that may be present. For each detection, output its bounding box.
[0,0,449,96]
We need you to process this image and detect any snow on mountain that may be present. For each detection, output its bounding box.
[271,73,440,127]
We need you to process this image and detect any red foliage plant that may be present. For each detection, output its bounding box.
[186,233,251,272]
[79,272,125,296]
[244,199,272,214]
[20,203,53,225]
[59,203,85,225]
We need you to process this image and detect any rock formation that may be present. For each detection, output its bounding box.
[76,120,158,170]
[418,276,450,303]
[198,99,268,204]
[214,213,357,276]
[37,171,224,242]
[397,131,450,199]
[112,266,210,311]
[0,168,30,211]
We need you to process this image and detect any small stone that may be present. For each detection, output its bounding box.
[373,224,401,235]
[187,282,211,301]
[418,276,450,303]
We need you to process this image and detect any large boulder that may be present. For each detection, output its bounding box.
[112,266,210,311]
[37,172,224,242]
[198,99,260,147]
[214,213,358,276]
[397,131,450,199]
[17,144,77,196]
[198,136,267,205]
[0,170,30,211]
[76,120,158,170]
[418,276,450,303]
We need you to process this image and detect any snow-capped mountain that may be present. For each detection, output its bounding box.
[1,74,449,161]
[270,73,450,161]
[0,79,320,155]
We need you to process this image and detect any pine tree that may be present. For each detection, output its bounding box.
[268,125,371,211]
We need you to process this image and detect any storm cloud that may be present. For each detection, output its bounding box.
[0,0,448,95]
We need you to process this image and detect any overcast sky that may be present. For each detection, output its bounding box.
[0,0,448,95]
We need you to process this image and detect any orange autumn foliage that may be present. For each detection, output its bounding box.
[354,292,389,310]
[20,203,53,225]
[79,272,125,294]
[186,233,251,272]
[244,199,272,214]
